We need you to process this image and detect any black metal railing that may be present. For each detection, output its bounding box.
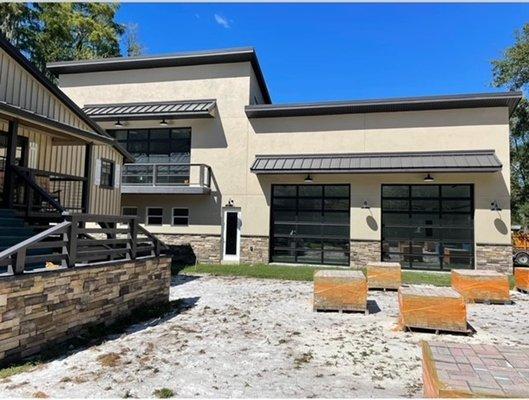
[11,166,86,217]
[122,163,211,189]
[0,214,167,276]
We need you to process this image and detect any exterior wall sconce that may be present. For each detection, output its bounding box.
[115,119,123,127]
[424,173,434,182]
[490,201,501,211]
[160,118,168,126]
[226,198,234,207]
[361,200,370,209]
[304,174,313,183]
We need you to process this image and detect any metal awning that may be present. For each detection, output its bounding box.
[250,150,502,174]
[83,99,217,121]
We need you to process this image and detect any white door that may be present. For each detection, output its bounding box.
[222,207,241,263]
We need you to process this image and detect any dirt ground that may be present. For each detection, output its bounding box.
[1,274,528,398]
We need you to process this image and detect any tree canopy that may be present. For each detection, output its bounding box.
[493,24,529,228]
[0,3,142,74]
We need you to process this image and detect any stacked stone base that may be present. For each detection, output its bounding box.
[240,236,269,264]
[475,244,513,274]
[0,257,171,365]
[159,234,221,264]
[350,240,381,268]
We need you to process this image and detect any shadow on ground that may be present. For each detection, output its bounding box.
[171,274,202,287]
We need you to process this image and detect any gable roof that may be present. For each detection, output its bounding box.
[245,91,523,118]
[47,47,272,104]
[0,34,133,162]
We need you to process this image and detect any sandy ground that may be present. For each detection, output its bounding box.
[1,274,528,398]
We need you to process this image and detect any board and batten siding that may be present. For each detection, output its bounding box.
[0,117,123,215]
[0,47,95,133]
[90,145,122,215]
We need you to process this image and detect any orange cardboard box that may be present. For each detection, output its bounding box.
[399,286,467,333]
[313,270,367,312]
[366,261,401,290]
[451,269,510,303]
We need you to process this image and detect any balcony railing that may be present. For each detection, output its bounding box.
[121,163,212,194]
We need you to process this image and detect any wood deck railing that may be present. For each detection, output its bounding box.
[0,214,167,276]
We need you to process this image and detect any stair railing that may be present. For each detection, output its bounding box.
[0,214,168,276]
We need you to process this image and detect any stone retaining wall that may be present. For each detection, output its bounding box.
[475,244,513,274]
[0,256,171,365]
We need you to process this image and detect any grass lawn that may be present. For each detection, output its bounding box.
[181,264,516,288]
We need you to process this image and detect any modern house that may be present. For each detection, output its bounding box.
[0,35,164,274]
[47,48,521,273]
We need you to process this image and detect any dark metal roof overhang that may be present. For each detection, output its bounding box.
[47,47,272,104]
[250,150,502,174]
[83,100,217,121]
[245,92,522,118]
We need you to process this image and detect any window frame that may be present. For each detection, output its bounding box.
[171,207,189,226]
[108,127,192,161]
[381,184,474,271]
[99,158,115,189]
[146,207,164,226]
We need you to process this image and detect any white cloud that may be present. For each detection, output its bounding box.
[214,14,231,29]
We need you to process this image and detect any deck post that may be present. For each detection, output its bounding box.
[81,143,93,213]
[3,120,19,208]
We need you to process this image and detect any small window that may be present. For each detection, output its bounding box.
[122,207,137,217]
[147,207,163,225]
[172,208,189,226]
[100,159,114,188]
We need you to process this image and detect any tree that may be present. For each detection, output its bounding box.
[493,24,529,228]
[123,23,144,57]
[0,3,142,74]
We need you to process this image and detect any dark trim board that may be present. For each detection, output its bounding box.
[246,91,522,118]
[47,47,272,104]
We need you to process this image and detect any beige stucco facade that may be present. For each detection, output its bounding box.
[54,57,514,270]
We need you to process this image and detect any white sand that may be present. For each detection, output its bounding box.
[1,274,528,398]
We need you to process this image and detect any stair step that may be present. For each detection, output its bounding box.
[0,209,16,217]
[0,217,25,227]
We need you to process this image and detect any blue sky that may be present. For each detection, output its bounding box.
[117,3,529,104]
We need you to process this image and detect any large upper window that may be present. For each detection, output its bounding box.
[381,184,474,271]
[109,128,191,163]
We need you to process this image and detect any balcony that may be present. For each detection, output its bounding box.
[121,163,212,194]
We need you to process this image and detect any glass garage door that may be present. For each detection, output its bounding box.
[381,184,474,270]
[270,185,350,266]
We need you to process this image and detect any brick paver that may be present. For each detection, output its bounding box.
[422,341,529,397]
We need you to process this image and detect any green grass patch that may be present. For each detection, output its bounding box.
[153,388,175,398]
[0,361,38,379]
[181,263,515,288]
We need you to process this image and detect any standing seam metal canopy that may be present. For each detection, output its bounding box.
[83,100,217,121]
[250,150,502,173]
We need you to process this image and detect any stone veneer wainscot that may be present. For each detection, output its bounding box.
[0,257,171,365]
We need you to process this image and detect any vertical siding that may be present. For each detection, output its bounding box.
[0,47,95,133]
[90,145,122,215]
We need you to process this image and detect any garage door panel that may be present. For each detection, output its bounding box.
[271,184,350,266]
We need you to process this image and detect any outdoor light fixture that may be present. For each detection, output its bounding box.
[226,198,234,207]
[160,119,168,126]
[114,119,123,127]
[304,174,313,183]
[490,201,501,211]
[424,173,434,182]
[361,200,370,209]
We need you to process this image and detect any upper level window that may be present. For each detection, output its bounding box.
[109,128,191,163]
[100,159,114,188]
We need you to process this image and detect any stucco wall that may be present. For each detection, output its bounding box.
[56,64,512,266]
